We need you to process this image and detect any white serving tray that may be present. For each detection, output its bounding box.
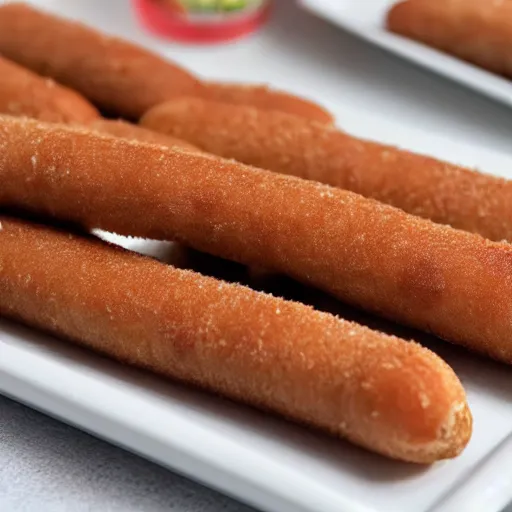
[300,0,512,109]
[2,108,512,512]
[1,1,512,511]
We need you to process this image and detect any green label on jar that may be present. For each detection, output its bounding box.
[179,0,265,13]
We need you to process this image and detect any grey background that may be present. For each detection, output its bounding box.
[1,1,512,511]
[0,395,254,512]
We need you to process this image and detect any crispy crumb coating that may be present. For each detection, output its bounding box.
[0,57,196,151]
[0,217,471,463]
[0,55,99,123]
[141,97,512,242]
[0,116,512,363]
[89,119,199,152]
[387,0,512,78]
[199,82,334,124]
[0,3,333,123]
[0,56,196,151]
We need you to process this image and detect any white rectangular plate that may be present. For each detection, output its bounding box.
[299,0,512,108]
[1,1,512,512]
[2,109,512,512]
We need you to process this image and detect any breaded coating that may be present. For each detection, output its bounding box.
[0,55,99,123]
[0,57,197,151]
[199,82,334,124]
[141,97,512,242]
[89,119,199,151]
[0,217,471,463]
[388,0,512,78]
[1,117,512,363]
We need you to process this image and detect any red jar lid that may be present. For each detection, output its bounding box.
[133,0,271,44]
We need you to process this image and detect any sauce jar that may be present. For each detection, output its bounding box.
[134,0,272,44]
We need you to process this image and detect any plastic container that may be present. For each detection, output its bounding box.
[134,0,271,44]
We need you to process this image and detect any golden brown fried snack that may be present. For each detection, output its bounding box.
[0,56,195,150]
[0,2,199,120]
[387,0,512,78]
[141,97,512,242]
[89,119,199,151]
[1,117,512,363]
[199,82,334,124]
[0,3,333,123]
[0,216,472,463]
[0,55,99,123]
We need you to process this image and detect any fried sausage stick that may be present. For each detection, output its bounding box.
[1,117,512,364]
[0,3,333,123]
[0,217,472,463]
[141,97,512,242]
[0,54,99,123]
[388,0,512,79]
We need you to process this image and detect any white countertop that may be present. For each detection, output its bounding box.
[1,1,511,511]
